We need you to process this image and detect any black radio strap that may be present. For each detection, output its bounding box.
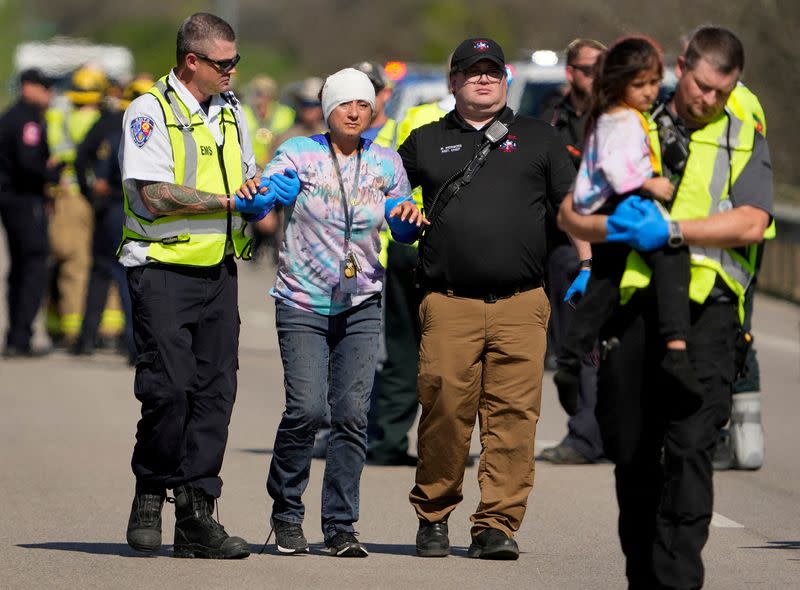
[413,111,515,288]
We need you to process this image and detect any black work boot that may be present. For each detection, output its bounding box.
[416,521,449,557]
[126,491,166,553]
[173,485,250,559]
[467,528,520,560]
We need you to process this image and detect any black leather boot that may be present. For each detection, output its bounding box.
[126,491,166,553]
[173,485,250,559]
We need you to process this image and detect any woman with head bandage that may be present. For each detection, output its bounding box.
[258,67,426,558]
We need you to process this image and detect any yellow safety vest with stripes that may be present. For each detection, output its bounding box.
[619,95,773,323]
[376,102,448,267]
[120,76,252,267]
[242,103,296,167]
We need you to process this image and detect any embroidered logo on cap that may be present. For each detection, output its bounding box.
[130,116,155,148]
[474,40,490,52]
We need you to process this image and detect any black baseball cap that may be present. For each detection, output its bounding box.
[451,38,505,71]
[19,68,54,89]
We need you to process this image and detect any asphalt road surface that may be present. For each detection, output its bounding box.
[1,245,798,589]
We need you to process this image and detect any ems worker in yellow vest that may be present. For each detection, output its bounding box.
[45,65,107,346]
[118,13,293,559]
[558,26,773,588]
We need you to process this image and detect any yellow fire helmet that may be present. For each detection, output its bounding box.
[120,74,155,109]
[66,65,109,106]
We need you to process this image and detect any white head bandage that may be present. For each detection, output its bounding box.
[321,68,376,122]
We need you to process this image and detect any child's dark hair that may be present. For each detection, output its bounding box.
[587,35,664,133]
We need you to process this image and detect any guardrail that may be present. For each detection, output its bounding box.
[759,205,800,302]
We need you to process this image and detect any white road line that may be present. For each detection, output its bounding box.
[711,512,744,528]
[751,330,800,353]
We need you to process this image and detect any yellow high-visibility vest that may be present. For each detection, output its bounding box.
[120,76,252,267]
[619,95,773,322]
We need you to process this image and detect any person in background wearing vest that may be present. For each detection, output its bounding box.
[46,65,110,348]
[71,75,154,364]
[259,68,423,557]
[119,13,296,559]
[558,26,773,588]
[538,38,607,466]
[0,69,57,357]
[400,38,575,560]
[367,61,454,467]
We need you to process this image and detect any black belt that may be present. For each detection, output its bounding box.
[428,279,541,303]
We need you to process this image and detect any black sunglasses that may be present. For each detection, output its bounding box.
[569,63,596,76]
[193,52,241,73]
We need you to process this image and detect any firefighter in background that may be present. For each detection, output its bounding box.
[45,65,125,347]
[71,75,155,362]
[242,75,295,169]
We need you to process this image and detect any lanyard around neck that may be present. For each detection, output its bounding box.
[326,134,362,244]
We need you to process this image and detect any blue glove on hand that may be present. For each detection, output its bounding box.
[384,196,419,243]
[564,268,591,303]
[606,196,670,252]
[235,185,277,217]
[264,168,301,207]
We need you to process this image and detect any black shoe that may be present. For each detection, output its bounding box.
[553,368,580,416]
[537,443,592,465]
[3,344,52,358]
[126,491,166,553]
[267,518,309,555]
[324,531,368,557]
[467,528,519,560]
[416,521,449,557]
[173,485,250,559]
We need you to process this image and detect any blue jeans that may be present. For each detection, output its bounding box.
[267,296,381,539]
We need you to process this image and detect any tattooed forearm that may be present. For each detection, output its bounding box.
[138,181,225,215]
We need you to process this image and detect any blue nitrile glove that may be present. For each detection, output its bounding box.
[268,168,301,206]
[606,196,670,251]
[564,268,590,303]
[384,195,420,243]
[235,185,277,218]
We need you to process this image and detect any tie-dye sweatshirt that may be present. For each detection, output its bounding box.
[263,134,412,316]
[573,107,656,215]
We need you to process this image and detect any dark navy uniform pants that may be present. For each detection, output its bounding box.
[596,294,738,589]
[127,257,239,498]
[0,192,49,351]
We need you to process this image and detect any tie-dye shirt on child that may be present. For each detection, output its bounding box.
[263,134,412,316]
[573,108,656,215]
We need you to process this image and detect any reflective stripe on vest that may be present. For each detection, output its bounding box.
[619,102,758,323]
[120,76,252,266]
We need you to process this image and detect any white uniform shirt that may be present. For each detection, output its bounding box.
[118,69,256,266]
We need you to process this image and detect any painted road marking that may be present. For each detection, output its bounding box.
[711,512,744,528]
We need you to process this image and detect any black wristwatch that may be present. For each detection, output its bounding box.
[578,257,592,270]
[668,220,684,248]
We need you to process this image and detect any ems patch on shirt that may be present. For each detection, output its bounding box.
[130,116,156,148]
[499,135,518,153]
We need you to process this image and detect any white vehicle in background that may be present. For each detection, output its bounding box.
[13,37,134,86]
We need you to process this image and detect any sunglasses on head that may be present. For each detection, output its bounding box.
[569,63,596,76]
[193,52,241,73]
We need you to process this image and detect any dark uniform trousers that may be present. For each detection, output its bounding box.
[0,193,49,350]
[596,293,738,589]
[127,256,239,499]
[77,196,134,357]
[370,241,420,461]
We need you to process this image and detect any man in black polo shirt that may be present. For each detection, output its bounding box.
[398,37,575,560]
